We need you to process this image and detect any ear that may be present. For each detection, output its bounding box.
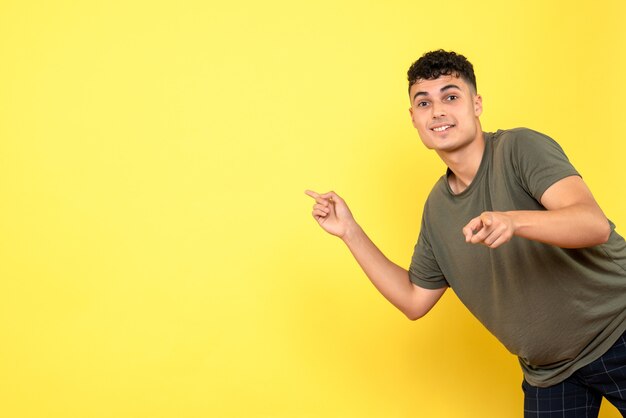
[409,107,417,128]
[473,94,483,117]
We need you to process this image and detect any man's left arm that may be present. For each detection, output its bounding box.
[463,175,611,249]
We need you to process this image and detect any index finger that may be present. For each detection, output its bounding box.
[462,217,482,242]
[305,189,330,206]
[304,190,320,199]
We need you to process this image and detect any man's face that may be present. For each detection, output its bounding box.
[408,75,483,155]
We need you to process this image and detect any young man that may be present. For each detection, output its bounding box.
[305,50,626,417]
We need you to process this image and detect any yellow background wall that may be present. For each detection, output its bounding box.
[1,1,625,417]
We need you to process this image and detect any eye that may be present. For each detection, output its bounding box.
[445,95,458,101]
[416,101,429,107]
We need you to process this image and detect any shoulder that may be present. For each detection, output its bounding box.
[492,127,557,146]
[490,128,578,200]
[491,127,566,159]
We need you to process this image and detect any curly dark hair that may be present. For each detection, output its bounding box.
[407,50,477,95]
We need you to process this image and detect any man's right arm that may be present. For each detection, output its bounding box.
[305,190,446,320]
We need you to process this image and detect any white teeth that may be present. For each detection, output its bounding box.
[433,125,451,132]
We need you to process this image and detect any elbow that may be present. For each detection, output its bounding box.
[404,307,428,321]
[583,219,611,247]
[567,215,611,248]
[406,313,422,321]
[597,220,611,245]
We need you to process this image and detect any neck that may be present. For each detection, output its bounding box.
[439,132,485,194]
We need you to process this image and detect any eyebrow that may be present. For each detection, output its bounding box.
[412,84,462,102]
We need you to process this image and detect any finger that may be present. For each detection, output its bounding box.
[305,190,331,206]
[312,209,329,219]
[304,190,319,199]
[462,219,475,238]
[320,191,343,204]
[470,224,494,244]
[313,203,331,214]
[489,226,514,248]
[487,234,509,249]
[480,212,493,227]
[462,225,473,242]
[463,217,483,242]
[481,228,501,247]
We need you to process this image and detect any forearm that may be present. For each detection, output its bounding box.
[341,223,433,319]
[465,176,612,249]
[305,189,443,318]
[508,203,610,248]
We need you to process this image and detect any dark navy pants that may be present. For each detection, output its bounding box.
[523,332,626,417]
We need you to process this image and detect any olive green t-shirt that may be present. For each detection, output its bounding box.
[409,128,626,387]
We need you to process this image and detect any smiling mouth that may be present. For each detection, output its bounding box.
[431,125,454,132]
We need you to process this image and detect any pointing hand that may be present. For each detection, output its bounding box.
[305,190,356,238]
[462,211,516,248]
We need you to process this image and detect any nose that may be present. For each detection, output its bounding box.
[431,101,446,118]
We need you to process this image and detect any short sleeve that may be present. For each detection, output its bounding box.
[408,215,449,289]
[509,128,580,201]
